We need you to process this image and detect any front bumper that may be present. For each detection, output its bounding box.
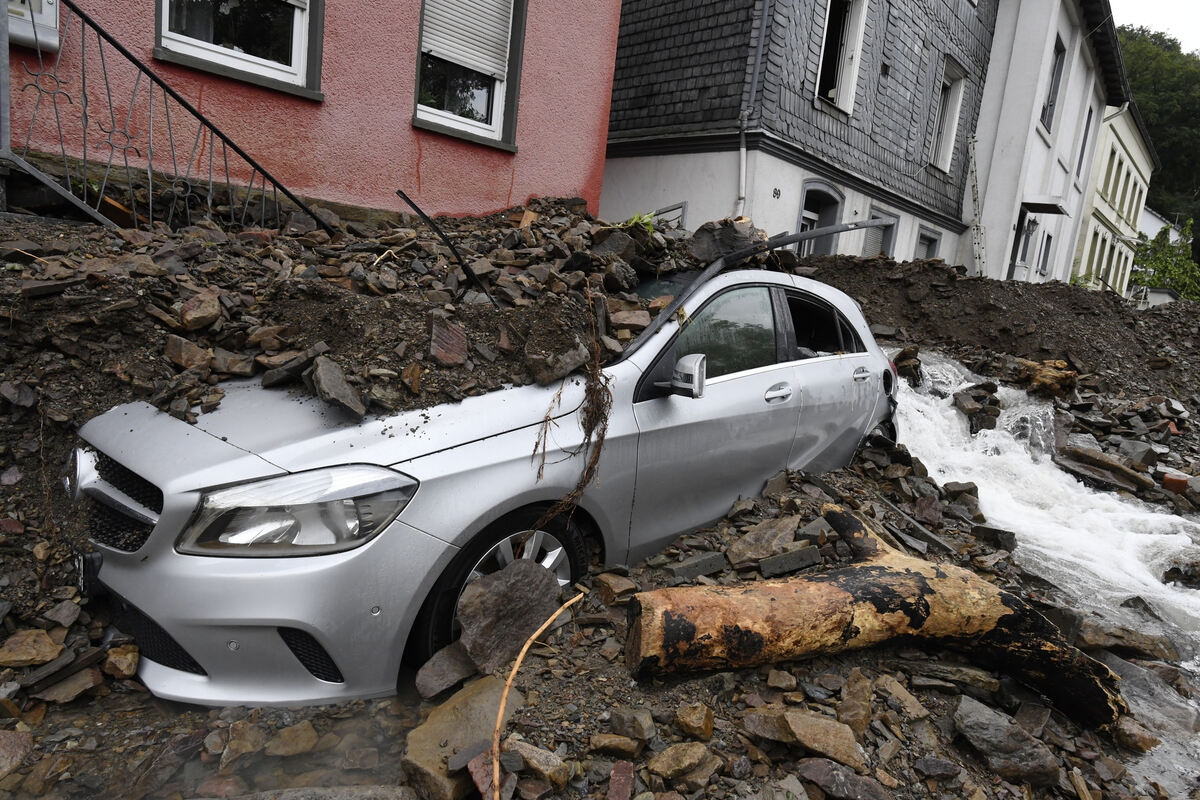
[93,516,453,706]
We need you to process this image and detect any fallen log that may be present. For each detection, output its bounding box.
[625,504,1126,729]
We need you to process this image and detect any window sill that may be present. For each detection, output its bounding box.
[153,48,324,102]
[411,116,518,153]
[1035,122,1053,148]
[815,96,853,120]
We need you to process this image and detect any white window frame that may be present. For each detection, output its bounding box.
[158,0,310,88]
[816,0,868,115]
[931,58,965,172]
[415,0,515,142]
[8,0,60,52]
[1040,35,1066,131]
[415,73,506,141]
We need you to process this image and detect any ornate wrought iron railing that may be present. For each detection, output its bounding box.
[1,0,333,234]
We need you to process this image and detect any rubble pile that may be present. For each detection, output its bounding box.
[1,208,1199,798]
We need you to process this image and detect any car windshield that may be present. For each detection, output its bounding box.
[634,270,702,301]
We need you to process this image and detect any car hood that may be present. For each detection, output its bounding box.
[79,377,588,491]
[192,376,587,472]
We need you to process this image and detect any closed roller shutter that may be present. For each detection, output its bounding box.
[420,0,513,79]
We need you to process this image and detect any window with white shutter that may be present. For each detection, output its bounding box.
[415,0,524,146]
[155,0,324,98]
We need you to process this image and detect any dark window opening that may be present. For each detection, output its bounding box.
[168,0,295,67]
[1040,36,1066,130]
[798,187,842,256]
[418,53,495,124]
[818,0,851,104]
[787,294,847,358]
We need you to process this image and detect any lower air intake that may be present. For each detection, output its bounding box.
[111,598,207,676]
[278,627,344,683]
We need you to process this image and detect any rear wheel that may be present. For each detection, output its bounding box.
[406,508,588,665]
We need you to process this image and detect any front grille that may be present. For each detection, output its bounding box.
[279,628,344,683]
[94,452,163,513]
[111,597,207,676]
[87,498,155,552]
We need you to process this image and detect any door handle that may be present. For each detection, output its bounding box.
[852,367,871,382]
[764,382,792,403]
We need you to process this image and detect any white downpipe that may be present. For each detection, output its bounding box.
[734,111,749,218]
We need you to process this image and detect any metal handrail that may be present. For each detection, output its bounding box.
[2,0,334,234]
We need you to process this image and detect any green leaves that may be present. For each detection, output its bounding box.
[1132,219,1200,301]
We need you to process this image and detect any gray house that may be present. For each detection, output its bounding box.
[600,0,998,261]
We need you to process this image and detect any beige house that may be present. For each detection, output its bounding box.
[1071,103,1159,295]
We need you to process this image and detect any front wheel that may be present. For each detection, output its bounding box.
[406,509,588,665]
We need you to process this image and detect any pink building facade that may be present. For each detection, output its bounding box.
[6,0,622,218]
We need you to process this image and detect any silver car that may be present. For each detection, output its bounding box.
[69,267,898,705]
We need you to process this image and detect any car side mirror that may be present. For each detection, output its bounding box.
[671,353,706,398]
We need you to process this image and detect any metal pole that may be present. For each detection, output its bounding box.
[1,5,12,211]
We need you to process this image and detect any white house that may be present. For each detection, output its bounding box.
[963,0,1129,284]
[1071,102,1158,295]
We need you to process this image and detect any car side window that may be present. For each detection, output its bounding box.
[674,286,777,378]
[786,292,859,358]
[639,286,778,400]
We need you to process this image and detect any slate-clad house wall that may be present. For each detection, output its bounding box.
[608,1,753,137]
[601,0,999,261]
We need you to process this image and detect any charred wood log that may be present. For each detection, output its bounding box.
[625,504,1125,729]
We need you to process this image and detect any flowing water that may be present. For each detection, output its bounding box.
[896,353,1200,794]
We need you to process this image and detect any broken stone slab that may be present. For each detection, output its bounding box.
[1056,446,1155,491]
[837,667,873,738]
[593,572,639,605]
[415,640,479,699]
[219,719,267,771]
[1076,619,1179,661]
[31,666,103,703]
[759,543,821,578]
[0,381,37,408]
[727,515,801,568]
[873,674,929,720]
[39,600,80,628]
[589,734,643,759]
[953,696,1059,786]
[665,552,727,580]
[402,676,522,800]
[742,706,865,772]
[306,356,366,417]
[457,559,562,674]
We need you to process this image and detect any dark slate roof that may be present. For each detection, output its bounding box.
[1081,0,1131,105]
[608,0,756,138]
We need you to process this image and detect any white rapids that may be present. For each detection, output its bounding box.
[895,353,1200,793]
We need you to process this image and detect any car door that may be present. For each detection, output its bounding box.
[783,288,878,473]
[628,285,798,559]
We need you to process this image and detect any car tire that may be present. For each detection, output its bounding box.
[406,508,589,666]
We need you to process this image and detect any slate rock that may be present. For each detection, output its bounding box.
[0,730,34,780]
[606,761,635,800]
[727,516,801,568]
[403,677,522,800]
[416,640,479,699]
[164,335,212,370]
[525,338,589,385]
[608,707,656,741]
[265,720,319,756]
[795,758,889,800]
[457,559,561,674]
[589,734,643,758]
[647,741,707,779]
[675,702,714,741]
[180,289,222,330]
[0,629,63,667]
[953,696,1059,786]
[307,356,366,417]
[503,739,568,790]
[837,668,873,738]
[665,552,727,580]
[102,644,139,679]
[429,317,469,367]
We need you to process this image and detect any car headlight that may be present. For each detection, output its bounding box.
[176,465,418,557]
